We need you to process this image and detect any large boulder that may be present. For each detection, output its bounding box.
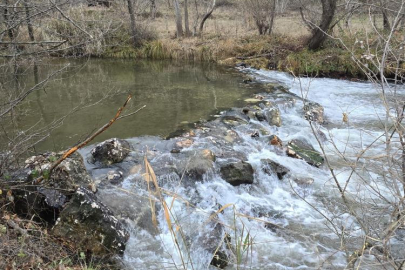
[52,187,129,256]
[24,152,94,190]
[12,152,95,223]
[90,138,130,165]
[304,102,324,124]
[220,161,254,186]
[287,139,324,167]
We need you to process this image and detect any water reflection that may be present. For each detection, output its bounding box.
[2,59,261,151]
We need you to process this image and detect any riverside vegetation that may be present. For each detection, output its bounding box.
[2,0,405,269]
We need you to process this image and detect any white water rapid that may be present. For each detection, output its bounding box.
[92,69,405,270]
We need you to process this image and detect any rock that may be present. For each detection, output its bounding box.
[236,62,247,68]
[264,103,281,127]
[220,109,249,126]
[293,176,314,186]
[175,138,194,149]
[243,78,253,84]
[90,138,130,165]
[180,149,216,180]
[97,188,157,235]
[261,159,290,180]
[107,170,123,184]
[192,215,230,269]
[52,187,129,256]
[10,152,95,224]
[24,152,93,190]
[269,135,283,147]
[251,131,260,138]
[220,161,254,186]
[287,139,324,167]
[244,98,261,103]
[304,102,324,124]
[255,111,266,121]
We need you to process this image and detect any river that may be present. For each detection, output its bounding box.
[5,59,404,269]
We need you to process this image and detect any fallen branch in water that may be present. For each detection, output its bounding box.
[35,95,145,184]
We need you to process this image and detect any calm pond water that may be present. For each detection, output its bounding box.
[2,59,264,151]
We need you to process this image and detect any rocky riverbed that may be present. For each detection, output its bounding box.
[7,64,403,269]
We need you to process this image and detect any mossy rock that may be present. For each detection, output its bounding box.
[287,139,324,167]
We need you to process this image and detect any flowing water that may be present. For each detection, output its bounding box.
[80,67,405,269]
[4,59,404,269]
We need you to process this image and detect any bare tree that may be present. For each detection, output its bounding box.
[174,0,183,37]
[307,0,336,50]
[245,0,277,35]
[127,0,138,46]
[199,0,216,34]
[184,0,191,36]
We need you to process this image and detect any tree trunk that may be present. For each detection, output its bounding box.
[199,0,216,34]
[308,0,336,51]
[267,0,276,35]
[126,0,137,46]
[23,0,35,42]
[3,0,14,41]
[174,0,183,38]
[382,10,391,31]
[184,0,190,36]
[192,0,200,36]
[150,0,157,19]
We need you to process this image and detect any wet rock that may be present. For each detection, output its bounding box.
[192,216,230,269]
[180,149,216,180]
[261,159,290,180]
[220,161,254,186]
[304,102,324,124]
[251,130,260,138]
[293,176,314,186]
[52,187,129,256]
[243,77,253,84]
[175,138,194,149]
[236,62,247,68]
[255,111,266,121]
[269,135,283,147]
[97,188,157,235]
[107,170,123,184]
[287,139,324,167]
[90,138,130,165]
[220,109,249,126]
[264,103,281,127]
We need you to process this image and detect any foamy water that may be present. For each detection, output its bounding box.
[97,69,405,269]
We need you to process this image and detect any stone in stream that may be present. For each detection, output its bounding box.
[255,111,266,121]
[264,102,282,127]
[293,175,314,186]
[107,170,123,184]
[178,149,216,180]
[52,187,129,256]
[261,159,290,180]
[220,109,250,126]
[286,139,324,167]
[90,138,131,165]
[220,161,254,186]
[269,135,283,147]
[303,102,324,124]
